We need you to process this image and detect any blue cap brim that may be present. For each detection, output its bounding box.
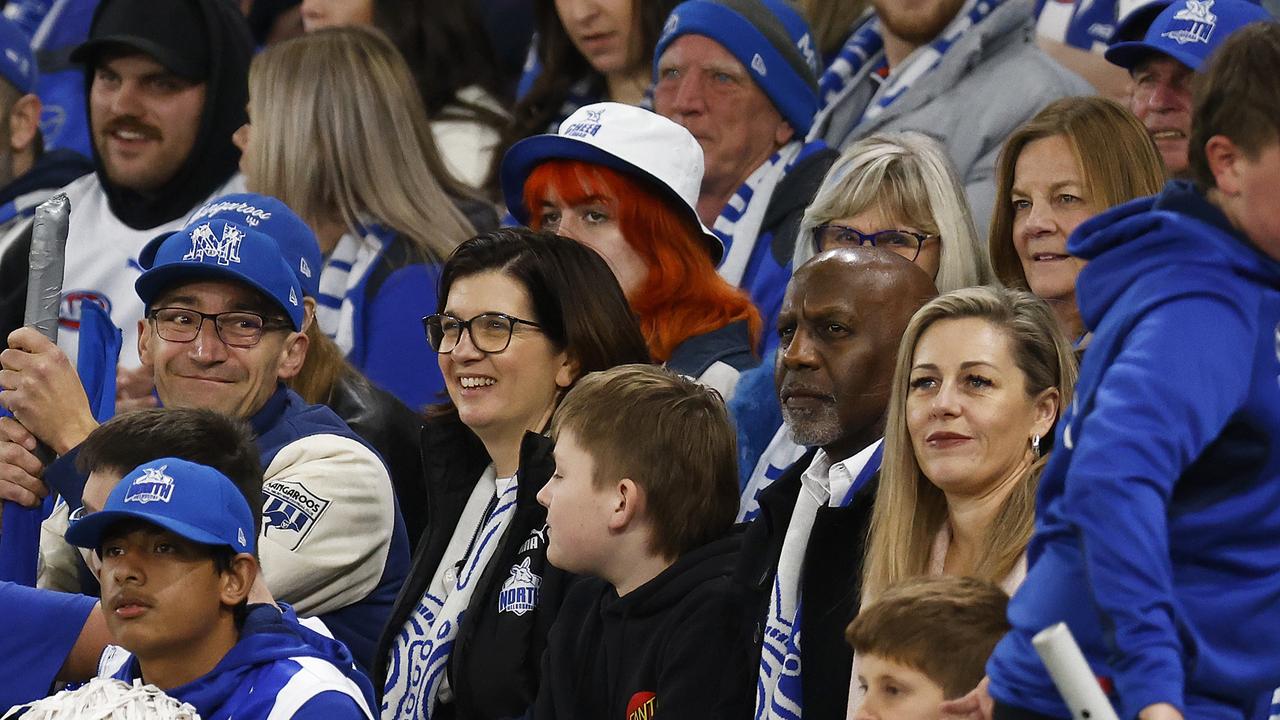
[1105,39,1202,70]
[135,264,303,330]
[501,135,724,264]
[65,508,239,551]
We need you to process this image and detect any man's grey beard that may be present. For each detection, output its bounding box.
[782,404,842,448]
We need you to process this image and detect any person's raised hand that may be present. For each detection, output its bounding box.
[116,365,158,412]
[940,677,994,720]
[0,415,48,507]
[0,327,99,454]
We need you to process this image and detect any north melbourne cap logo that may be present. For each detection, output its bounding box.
[1162,0,1218,44]
[183,222,244,266]
[124,465,175,505]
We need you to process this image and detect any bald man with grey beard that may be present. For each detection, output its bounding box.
[737,247,937,719]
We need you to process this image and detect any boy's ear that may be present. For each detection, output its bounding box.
[609,478,645,532]
[220,553,258,608]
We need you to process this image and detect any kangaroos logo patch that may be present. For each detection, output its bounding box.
[262,481,330,551]
[498,557,542,616]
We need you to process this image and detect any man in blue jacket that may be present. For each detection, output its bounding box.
[978,21,1280,720]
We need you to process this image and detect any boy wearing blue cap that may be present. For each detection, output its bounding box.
[66,457,374,719]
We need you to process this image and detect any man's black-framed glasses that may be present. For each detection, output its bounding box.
[813,224,938,262]
[147,307,291,348]
[423,312,544,354]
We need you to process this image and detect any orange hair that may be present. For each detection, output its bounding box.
[524,160,761,362]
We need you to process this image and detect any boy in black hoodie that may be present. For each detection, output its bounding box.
[534,364,754,720]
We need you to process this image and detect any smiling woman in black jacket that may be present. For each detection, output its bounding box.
[375,228,651,720]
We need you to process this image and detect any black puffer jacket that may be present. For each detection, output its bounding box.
[373,417,569,719]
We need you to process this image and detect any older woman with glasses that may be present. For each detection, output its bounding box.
[795,131,993,294]
[375,227,651,720]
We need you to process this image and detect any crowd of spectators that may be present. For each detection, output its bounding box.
[0,0,1276,719]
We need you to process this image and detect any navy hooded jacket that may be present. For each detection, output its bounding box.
[987,181,1280,719]
[103,603,375,719]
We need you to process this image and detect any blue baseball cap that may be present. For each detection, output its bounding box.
[65,457,256,555]
[141,193,322,298]
[136,218,305,330]
[0,15,37,94]
[1106,0,1272,71]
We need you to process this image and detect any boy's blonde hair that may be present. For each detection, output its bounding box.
[847,576,1011,698]
[551,364,738,560]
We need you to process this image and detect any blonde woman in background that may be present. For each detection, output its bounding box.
[234,25,495,410]
[861,286,1076,601]
[795,131,993,295]
[848,286,1075,713]
[988,96,1166,344]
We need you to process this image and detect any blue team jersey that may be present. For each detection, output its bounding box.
[0,582,96,709]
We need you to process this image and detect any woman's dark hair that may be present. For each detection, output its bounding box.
[436,227,652,378]
[488,0,681,188]
[372,0,508,133]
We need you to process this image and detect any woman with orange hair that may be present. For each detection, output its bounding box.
[501,102,761,398]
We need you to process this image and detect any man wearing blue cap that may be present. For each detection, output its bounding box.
[0,210,409,673]
[1105,0,1272,177]
[652,0,838,353]
[0,14,93,236]
[807,0,1090,228]
[66,457,373,718]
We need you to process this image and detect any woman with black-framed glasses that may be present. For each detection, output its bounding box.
[375,227,650,720]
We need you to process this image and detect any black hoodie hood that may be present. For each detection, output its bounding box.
[77,0,251,230]
[599,532,742,620]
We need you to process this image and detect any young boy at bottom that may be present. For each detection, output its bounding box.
[533,364,754,720]
[846,576,1010,720]
[64,457,374,719]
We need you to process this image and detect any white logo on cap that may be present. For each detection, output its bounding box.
[564,107,605,138]
[797,33,817,73]
[1161,0,1217,44]
[289,287,298,306]
[751,53,768,77]
[184,223,244,266]
[237,527,247,547]
[4,49,27,76]
[299,257,312,278]
[124,466,175,505]
[662,13,679,41]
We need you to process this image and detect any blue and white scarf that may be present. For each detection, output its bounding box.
[738,426,808,523]
[714,139,827,287]
[811,0,1006,134]
[381,472,520,719]
[314,224,397,355]
[756,440,884,720]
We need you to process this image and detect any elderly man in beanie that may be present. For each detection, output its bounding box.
[0,0,250,374]
[1105,0,1272,177]
[810,0,1090,227]
[653,0,838,351]
[0,15,93,237]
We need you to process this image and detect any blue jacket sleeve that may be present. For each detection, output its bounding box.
[1061,294,1252,717]
[360,264,445,412]
[290,690,371,719]
[0,582,96,709]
